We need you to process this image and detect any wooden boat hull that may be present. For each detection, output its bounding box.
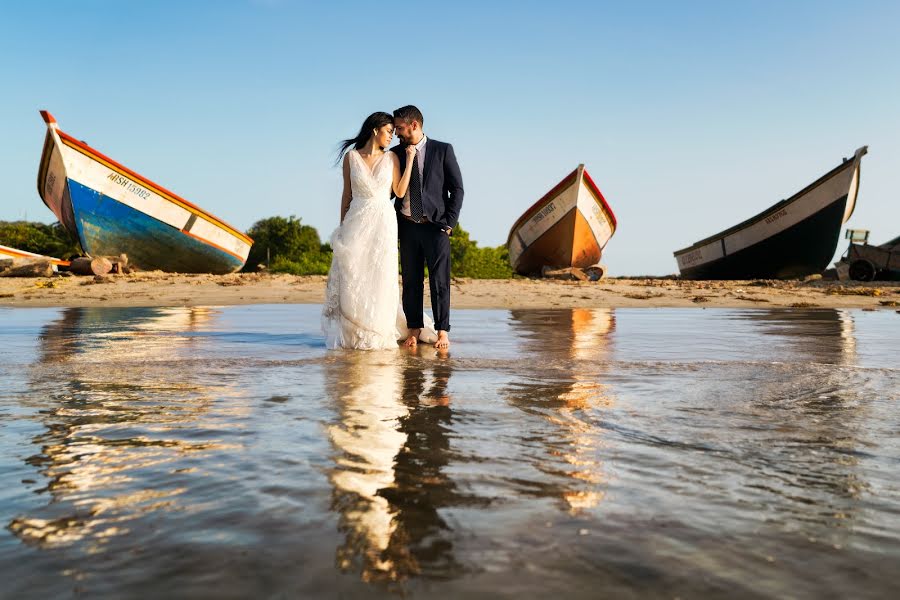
[674,147,866,280]
[0,244,68,269]
[507,165,616,275]
[36,111,252,274]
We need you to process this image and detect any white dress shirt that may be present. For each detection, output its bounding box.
[400,135,427,217]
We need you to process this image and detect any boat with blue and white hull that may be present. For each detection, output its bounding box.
[36,111,252,274]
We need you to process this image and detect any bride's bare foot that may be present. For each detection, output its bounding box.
[403,329,421,348]
[435,330,450,350]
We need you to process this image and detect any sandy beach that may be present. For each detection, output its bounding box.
[1,271,898,310]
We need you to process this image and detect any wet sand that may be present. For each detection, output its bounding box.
[1,272,899,309]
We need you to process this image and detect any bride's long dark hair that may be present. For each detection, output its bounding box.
[335,111,394,165]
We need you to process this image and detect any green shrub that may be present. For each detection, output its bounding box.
[0,221,81,258]
[455,244,514,278]
[269,254,332,276]
[449,224,513,278]
[244,215,333,274]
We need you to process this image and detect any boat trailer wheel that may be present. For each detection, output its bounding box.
[848,259,876,282]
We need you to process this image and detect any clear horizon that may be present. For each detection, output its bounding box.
[2,0,898,275]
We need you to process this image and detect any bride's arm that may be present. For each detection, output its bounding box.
[340,153,352,223]
[391,147,416,198]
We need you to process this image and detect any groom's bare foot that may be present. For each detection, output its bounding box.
[435,331,450,350]
[403,329,421,348]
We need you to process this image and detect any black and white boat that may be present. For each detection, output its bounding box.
[674,147,867,280]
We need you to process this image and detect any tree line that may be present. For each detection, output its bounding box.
[244,216,513,278]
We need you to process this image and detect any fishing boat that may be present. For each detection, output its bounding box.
[36,111,252,274]
[0,244,69,269]
[507,164,617,275]
[674,147,867,280]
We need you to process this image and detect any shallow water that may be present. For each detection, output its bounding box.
[1,305,898,598]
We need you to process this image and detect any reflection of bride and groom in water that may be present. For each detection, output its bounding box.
[325,308,618,582]
[11,305,870,586]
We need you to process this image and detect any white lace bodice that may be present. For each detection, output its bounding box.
[348,150,393,201]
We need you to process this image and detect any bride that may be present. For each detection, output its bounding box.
[322,112,438,350]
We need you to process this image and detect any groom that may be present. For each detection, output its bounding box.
[391,105,464,350]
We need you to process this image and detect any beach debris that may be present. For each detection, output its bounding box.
[217,277,246,287]
[585,265,607,281]
[735,295,770,302]
[63,254,131,276]
[34,280,58,289]
[0,259,55,278]
[80,275,113,285]
[790,302,819,308]
[542,266,589,281]
[69,256,113,276]
[828,286,883,297]
[111,254,129,274]
[878,300,899,307]
[674,147,866,279]
[624,292,664,300]
[691,296,710,303]
[36,110,252,273]
[507,164,616,276]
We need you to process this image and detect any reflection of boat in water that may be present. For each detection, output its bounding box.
[36,306,218,364]
[674,147,867,279]
[739,308,856,365]
[325,352,466,583]
[506,308,616,512]
[10,307,236,548]
[728,309,869,534]
[507,165,617,275]
[36,111,252,273]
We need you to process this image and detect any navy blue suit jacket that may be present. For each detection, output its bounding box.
[390,138,464,231]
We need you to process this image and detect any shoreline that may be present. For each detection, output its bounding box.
[2,272,899,310]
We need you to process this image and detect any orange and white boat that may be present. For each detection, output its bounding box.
[507,165,616,276]
[0,243,69,269]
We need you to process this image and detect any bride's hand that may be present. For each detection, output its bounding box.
[405,145,417,163]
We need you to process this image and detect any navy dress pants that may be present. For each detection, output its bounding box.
[398,217,451,332]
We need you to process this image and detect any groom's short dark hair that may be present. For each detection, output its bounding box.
[394,105,424,126]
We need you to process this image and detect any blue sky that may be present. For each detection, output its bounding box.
[2,0,898,275]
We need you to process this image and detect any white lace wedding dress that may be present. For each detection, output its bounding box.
[322,150,437,350]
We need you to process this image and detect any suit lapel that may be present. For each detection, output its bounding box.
[422,139,436,185]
